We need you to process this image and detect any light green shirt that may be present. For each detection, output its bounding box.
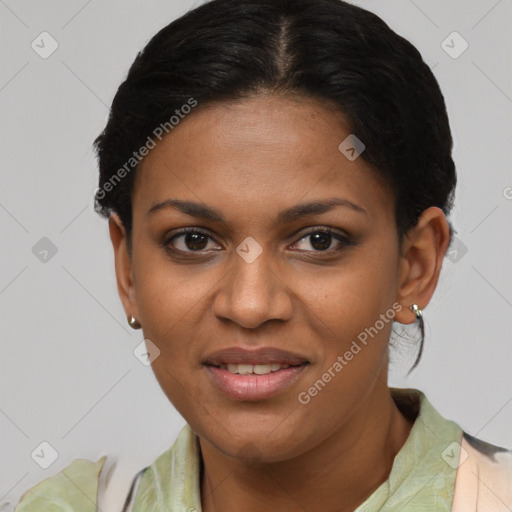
[14,388,469,511]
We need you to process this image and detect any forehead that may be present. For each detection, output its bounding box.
[133,94,393,226]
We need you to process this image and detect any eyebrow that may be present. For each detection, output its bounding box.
[147,197,367,222]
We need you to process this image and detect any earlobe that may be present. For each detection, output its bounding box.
[108,213,139,322]
[394,207,451,324]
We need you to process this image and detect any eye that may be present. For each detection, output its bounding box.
[291,229,351,252]
[162,227,352,256]
[164,228,220,253]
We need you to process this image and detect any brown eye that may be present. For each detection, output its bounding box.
[182,232,208,251]
[292,229,351,252]
[164,229,219,252]
[309,232,332,251]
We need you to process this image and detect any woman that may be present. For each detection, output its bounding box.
[14,0,512,510]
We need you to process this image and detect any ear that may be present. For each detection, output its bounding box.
[108,213,139,322]
[394,207,451,324]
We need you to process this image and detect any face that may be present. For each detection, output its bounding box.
[119,94,407,462]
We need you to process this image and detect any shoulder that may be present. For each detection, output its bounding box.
[13,454,142,512]
[14,456,106,512]
[13,427,200,512]
[452,433,512,511]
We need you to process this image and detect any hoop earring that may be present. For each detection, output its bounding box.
[409,304,422,320]
[127,315,141,329]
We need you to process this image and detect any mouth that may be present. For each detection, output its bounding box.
[203,347,310,401]
[213,362,300,375]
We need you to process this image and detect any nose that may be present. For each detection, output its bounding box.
[211,247,293,330]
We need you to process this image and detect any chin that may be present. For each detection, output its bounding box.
[199,419,313,464]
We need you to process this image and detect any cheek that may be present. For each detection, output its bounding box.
[306,246,398,341]
[294,270,398,443]
[302,274,396,391]
[296,243,399,407]
[133,242,211,341]
[124,230,214,421]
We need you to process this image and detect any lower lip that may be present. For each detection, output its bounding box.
[205,364,308,401]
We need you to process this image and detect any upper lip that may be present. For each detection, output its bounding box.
[203,347,309,366]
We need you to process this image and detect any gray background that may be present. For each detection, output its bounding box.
[1,0,511,507]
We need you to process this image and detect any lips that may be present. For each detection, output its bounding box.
[203,346,309,366]
[203,347,310,401]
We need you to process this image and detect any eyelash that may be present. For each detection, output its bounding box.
[162,227,353,256]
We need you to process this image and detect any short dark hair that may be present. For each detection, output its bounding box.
[93,0,457,373]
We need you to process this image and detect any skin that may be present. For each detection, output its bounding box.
[109,93,451,511]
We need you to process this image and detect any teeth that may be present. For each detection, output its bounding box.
[223,363,291,375]
[254,365,271,375]
[237,364,253,375]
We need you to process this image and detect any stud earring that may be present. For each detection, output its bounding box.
[409,304,422,320]
[127,315,141,329]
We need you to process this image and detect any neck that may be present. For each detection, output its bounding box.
[200,386,415,512]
